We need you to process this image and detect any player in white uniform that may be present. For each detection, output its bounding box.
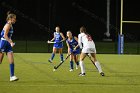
[78,26,105,76]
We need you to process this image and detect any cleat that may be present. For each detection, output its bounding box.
[69,69,74,72]
[100,72,105,76]
[76,65,79,70]
[53,69,56,72]
[48,59,53,63]
[88,53,92,58]
[10,76,19,82]
[79,73,86,76]
[60,60,64,63]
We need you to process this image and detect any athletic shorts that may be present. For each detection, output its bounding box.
[82,48,96,54]
[0,40,13,53]
[53,42,63,48]
[70,49,80,55]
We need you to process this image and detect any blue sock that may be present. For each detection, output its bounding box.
[10,63,14,77]
[76,61,79,65]
[51,53,55,60]
[60,54,63,61]
[70,61,74,69]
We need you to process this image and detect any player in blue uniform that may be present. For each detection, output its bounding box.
[0,11,19,81]
[66,31,80,71]
[48,26,65,63]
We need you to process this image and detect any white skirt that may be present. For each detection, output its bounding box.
[82,48,96,53]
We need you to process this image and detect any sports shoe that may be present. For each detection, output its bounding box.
[60,60,64,63]
[76,65,79,69]
[48,59,53,63]
[88,53,92,58]
[69,69,74,72]
[79,73,86,76]
[10,76,19,82]
[100,72,105,76]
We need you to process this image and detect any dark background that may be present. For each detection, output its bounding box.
[0,0,140,53]
[0,0,140,41]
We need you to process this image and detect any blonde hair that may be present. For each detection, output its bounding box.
[6,11,16,21]
[67,30,72,33]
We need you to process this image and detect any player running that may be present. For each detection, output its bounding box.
[78,26,105,76]
[0,11,19,81]
[66,31,80,71]
[48,26,65,63]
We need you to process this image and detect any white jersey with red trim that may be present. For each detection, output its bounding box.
[78,33,95,49]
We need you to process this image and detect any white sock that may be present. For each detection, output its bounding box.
[79,61,85,74]
[95,61,103,73]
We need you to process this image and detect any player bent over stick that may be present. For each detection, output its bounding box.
[78,26,105,76]
[66,31,80,72]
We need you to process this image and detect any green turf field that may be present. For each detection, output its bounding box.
[0,53,140,93]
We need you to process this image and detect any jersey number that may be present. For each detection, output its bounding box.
[86,34,92,41]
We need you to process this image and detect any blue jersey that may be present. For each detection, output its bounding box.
[66,37,80,55]
[1,24,13,39]
[0,23,14,52]
[53,32,63,48]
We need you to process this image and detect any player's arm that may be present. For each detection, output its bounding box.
[60,32,66,42]
[48,33,55,43]
[3,23,14,47]
[50,38,55,42]
[78,34,83,49]
[50,33,55,42]
[66,41,71,53]
[73,36,79,50]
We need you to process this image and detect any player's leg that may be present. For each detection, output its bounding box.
[58,48,63,62]
[74,54,79,69]
[0,52,4,64]
[91,53,105,76]
[49,47,57,63]
[0,40,5,64]
[79,53,87,76]
[69,54,74,71]
[7,52,18,81]
[73,49,80,69]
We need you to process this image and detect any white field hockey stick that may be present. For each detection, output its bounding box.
[47,40,64,44]
[47,40,56,44]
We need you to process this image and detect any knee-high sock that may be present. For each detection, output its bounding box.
[76,61,79,65]
[79,61,85,74]
[51,53,55,60]
[70,61,74,69]
[95,61,103,73]
[60,54,63,61]
[10,63,14,77]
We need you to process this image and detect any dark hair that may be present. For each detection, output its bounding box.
[6,11,16,21]
[80,26,87,33]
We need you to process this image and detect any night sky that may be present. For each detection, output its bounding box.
[0,0,140,41]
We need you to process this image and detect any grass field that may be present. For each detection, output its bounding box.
[0,53,140,93]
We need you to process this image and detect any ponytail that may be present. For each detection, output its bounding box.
[80,26,87,34]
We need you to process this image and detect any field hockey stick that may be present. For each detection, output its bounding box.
[47,40,64,44]
[86,54,98,70]
[53,53,72,70]
[47,40,56,44]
